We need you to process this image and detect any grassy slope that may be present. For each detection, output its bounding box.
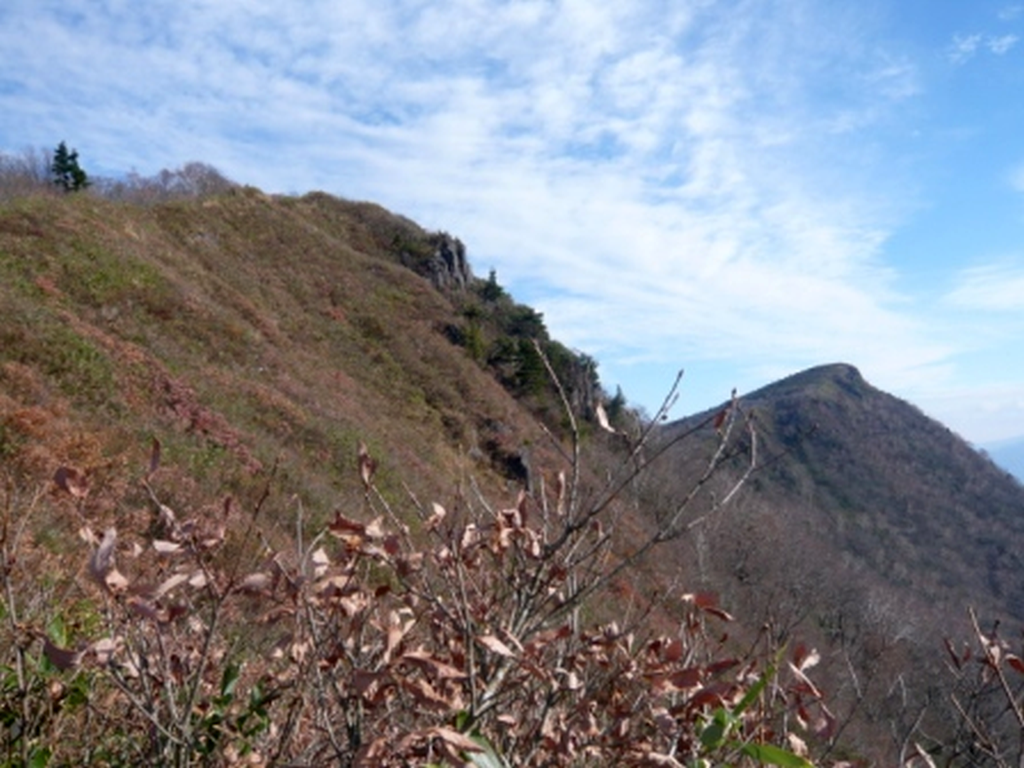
[0,188,556,538]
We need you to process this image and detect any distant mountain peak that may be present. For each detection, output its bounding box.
[810,361,862,380]
[741,362,869,405]
[713,359,1024,625]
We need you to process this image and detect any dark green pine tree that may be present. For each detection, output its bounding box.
[51,141,90,192]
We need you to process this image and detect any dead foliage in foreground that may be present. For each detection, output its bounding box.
[0,376,842,767]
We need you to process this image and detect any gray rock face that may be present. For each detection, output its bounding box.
[427,233,472,290]
[400,232,473,291]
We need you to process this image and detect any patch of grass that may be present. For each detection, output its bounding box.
[0,301,117,409]
[56,240,160,307]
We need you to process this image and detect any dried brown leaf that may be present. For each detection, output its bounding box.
[104,568,130,593]
[357,442,376,490]
[398,551,424,576]
[352,668,387,697]
[427,502,447,530]
[686,687,725,710]
[153,572,189,599]
[668,667,702,690]
[156,503,177,530]
[310,547,330,578]
[557,668,582,691]
[706,658,739,676]
[477,634,516,658]
[596,402,617,433]
[43,638,82,671]
[793,643,820,672]
[78,525,98,545]
[702,605,734,622]
[289,639,311,664]
[338,592,370,617]
[364,517,384,539]
[664,638,684,663]
[153,539,183,555]
[54,466,89,498]
[199,525,225,550]
[400,677,454,712]
[328,511,366,535]
[789,662,823,699]
[89,637,119,665]
[402,648,467,680]
[429,726,483,752]
[811,701,837,739]
[89,528,127,593]
[644,753,685,767]
[385,609,415,658]
[239,572,274,594]
[787,733,809,758]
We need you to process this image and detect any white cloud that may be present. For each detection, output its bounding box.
[988,34,1020,54]
[947,32,1019,64]
[946,263,1024,312]
[948,34,983,64]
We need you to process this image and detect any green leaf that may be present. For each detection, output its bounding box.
[219,661,241,701]
[699,708,735,748]
[448,711,510,768]
[29,745,52,768]
[47,614,68,647]
[740,742,815,768]
[733,664,773,717]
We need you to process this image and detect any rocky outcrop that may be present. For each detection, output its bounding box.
[427,233,472,291]
[399,232,473,291]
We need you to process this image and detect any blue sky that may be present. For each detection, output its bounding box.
[3,0,1024,445]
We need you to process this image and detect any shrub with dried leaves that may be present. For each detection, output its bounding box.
[2,375,832,766]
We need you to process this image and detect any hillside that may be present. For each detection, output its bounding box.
[0,187,594,523]
[3,184,1024,764]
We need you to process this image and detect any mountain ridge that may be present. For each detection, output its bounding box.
[678,361,1024,623]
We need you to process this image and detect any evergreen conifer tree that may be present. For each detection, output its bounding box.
[51,141,90,192]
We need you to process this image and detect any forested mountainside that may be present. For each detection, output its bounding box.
[650,362,1024,760]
